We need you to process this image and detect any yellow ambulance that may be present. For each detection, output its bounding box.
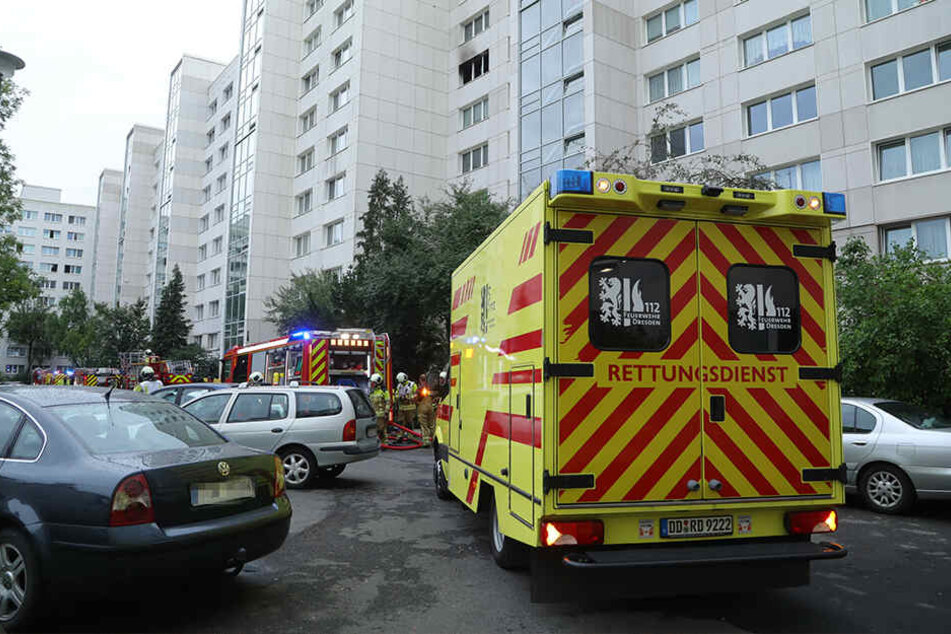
[434,170,848,601]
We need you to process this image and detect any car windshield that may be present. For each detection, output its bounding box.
[50,401,226,454]
[875,401,951,430]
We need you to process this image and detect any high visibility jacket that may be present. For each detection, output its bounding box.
[134,380,164,394]
[369,388,390,417]
[396,381,417,411]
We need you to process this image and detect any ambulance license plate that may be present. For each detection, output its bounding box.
[660,515,733,538]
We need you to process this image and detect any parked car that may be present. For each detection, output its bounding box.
[0,386,291,631]
[842,397,951,514]
[152,382,236,406]
[183,385,379,489]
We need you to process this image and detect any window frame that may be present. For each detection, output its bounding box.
[650,120,705,163]
[864,0,935,24]
[754,159,823,191]
[326,173,346,200]
[296,189,314,216]
[463,8,489,43]
[293,232,311,258]
[645,0,699,44]
[746,84,818,136]
[0,398,47,463]
[647,57,701,103]
[869,40,949,102]
[329,126,349,155]
[460,50,490,85]
[741,13,812,69]
[461,96,489,129]
[325,219,344,247]
[298,148,315,175]
[461,143,489,174]
[875,127,951,182]
[882,216,951,261]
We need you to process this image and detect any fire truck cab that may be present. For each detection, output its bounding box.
[436,170,848,601]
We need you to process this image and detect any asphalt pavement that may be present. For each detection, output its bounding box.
[44,450,951,633]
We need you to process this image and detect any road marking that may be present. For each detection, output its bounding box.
[915,603,936,610]
[833,584,867,597]
[898,528,940,536]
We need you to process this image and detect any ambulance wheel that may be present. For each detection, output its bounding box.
[860,464,915,514]
[433,456,451,500]
[489,496,528,570]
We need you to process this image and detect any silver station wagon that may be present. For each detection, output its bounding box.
[183,386,379,488]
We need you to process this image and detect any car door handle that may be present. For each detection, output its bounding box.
[850,440,867,446]
[271,427,284,433]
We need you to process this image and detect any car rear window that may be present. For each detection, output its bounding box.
[347,389,375,418]
[875,401,951,430]
[296,392,342,418]
[51,402,226,455]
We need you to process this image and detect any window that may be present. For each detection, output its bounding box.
[462,144,488,173]
[43,229,61,239]
[196,304,204,321]
[198,244,208,261]
[333,40,352,69]
[207,333,219,349]
[884,217,950,260]
[211,268,222,285]
[463,9,489,42]
[206,128,215,146]
[304,28,321,57]
[66,248,83,258]
[298,148,315,174]
[183,393,231,424]
[44,212,62,222]
[755,159,822,190]
[347,389,375,419]
[877,128,951,181]
[294,232,311,257]
[334,0,354,28]
[462,96,489,128]
[40,279,56,290]
[17,227,37,237]
[67,231,84,241]
[3,365,23,375]
[865,0,933,23]
[302,66,319,94]
[325,265,343,280]
[747,85,816,135]
[728,265,801,354]
[220,113,231,131]
[460,50,489,84]
[307,0,323,18]
[212,237,223,255]
[22,210,37,220]
[62,281,80,291]
[6,346,24,358]
[871,41,949,100]
[841,404,878,434]
[296,392,342,417]
[648,58,700,102]
[208,99,218,117]
[327,173,346,200]
[17,244,34,254]
[199,215,210,233]
[205,157,214,174]
[223,83,233,100]
[296,189,313,216]
[9,421,44,461]
[331,82,350,110]
[329,126,348,154]
[300,107,317,133]
[209,300,220,317]
[67,215,85,226]
[197,274,206,290]
[743,14,812,67]
[325,220,344,246]
[41,246,59,256]
[219,143,229,163]
[589,258,671,351]
[651,121,704,162]
[203,185,212,202]
[646,0,698,43]
[214,204,225,224]
[64,264,81,274]
[216,173,227,193]
[40,297,54,307]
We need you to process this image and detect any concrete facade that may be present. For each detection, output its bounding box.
[91,169,122,305]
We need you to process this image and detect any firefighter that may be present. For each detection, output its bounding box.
[368,373,390,445]
[437,371,450,401]
[395,372,417,431]
[417,374,435,447]
[248,371,265,386]
[134,366,163,394]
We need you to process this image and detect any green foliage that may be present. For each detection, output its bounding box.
[151,265,191,356]
[3,298,55,371]
[52,288,98,367]
[169,343,218,380]
[837,237,951,412]
[266,170,510,377]
[92,299,151,366]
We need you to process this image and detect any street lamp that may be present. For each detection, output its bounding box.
[0,49,25,81]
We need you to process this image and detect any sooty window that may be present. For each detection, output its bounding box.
[589,257,671,352]
[727,265,801,354]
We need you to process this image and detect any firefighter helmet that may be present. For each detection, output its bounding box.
[248,371,264,385]
[396,372,407,383]
[439,371,447,380]
[370,373,383,385]
[139,366,155,379]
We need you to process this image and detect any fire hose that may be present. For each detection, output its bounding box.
[381,420,424,450]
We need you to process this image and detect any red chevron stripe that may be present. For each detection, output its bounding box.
[492,369,542,385]
[665,456,703,500]
[624,219,676,259]
[716,223,767,265]
[450,316,468,340]
[701,318,739,361]
[702,457,742,498]
[700,274,727,318]
[559,378,574,395]
[793,346,816,367]
[792,229,817,245]
[661,317,699,360]
[619,351,643,359]
[561,297,588,343]
[670,272,698,319]
[578,387,694,503]
[437,403,453,421]
[508,274,543,314]
[518,232,530,265]
[450,353,461,367]
[465,472,480,504]
[559,214,597,252]
[622,412,699,501]
[484,410,542,449]
[747,388,828,466]
[755,226,823,307]
[713,388,815,495]
[561,388,653,473]
[560,216,636,299]
[577,342,599,362]
[801,308,826,350]
[786,385,830,439]
[666,230,696,274]
[558,385,612,444]
[704,416,778,496]
[498,329,543,356]
[700,229,731,274]
[756,354,777,361]
[527,222,541,261]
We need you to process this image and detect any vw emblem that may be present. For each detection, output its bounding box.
[218,461,231,477]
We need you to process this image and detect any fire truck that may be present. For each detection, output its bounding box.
[117,351,194,388]
[221,329,392,393]
[435,169,848,601]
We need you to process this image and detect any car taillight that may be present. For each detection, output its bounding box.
[110,473,155,527]
[343,419,356,441]
[273,455,286,498]
[541,520,604,547]
[786,509,838,535]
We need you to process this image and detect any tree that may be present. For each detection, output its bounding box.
[587,103,774,190]
[52,288,98,367]
[0,77,36,317]
[265,270,343,335]
[3,298,55,372]
[93,299,151,366]
[151,265,191,356]
[169,343,218,380]
[837,237,951,413]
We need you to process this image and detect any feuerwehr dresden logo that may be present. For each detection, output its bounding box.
[735,283,792,331]
[218,461,231,477]
[598,276,661,327]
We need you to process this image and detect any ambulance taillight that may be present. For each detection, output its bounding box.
[786,509,838,535]
[541,520,604,547]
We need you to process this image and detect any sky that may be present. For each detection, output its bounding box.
[2,0,242,206]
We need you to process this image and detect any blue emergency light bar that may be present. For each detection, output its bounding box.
[290,330,312,340]
[550,169,592,196]
[822,192,846,216]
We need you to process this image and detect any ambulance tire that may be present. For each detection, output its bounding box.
[489,496,528,570]
[433,456,451,500]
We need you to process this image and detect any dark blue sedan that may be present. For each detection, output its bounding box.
[0,386,292,631]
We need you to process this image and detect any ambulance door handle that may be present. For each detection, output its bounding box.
[525,395,532,419]
[710,395,726,423]
[708,479,723,492]
[687,479,701,492]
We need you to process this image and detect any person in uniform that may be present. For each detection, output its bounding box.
[394,372,417,432]
[133,366,163,394]
[416,373,435,447]
[368,373,390,445]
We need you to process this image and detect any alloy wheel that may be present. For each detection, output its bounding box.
[283,453,312,486]
[0,543,27,623]
[866,470,903,509]
[491,504,505,554]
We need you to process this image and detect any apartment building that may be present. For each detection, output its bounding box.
[0,185,97,376]
[91,169,122,304]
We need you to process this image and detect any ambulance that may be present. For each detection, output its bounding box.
[434,170,848,601]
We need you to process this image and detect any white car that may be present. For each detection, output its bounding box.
[842,397,951,514]
[183,386,379,488]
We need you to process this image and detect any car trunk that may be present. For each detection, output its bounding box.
[100,444,277,527]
